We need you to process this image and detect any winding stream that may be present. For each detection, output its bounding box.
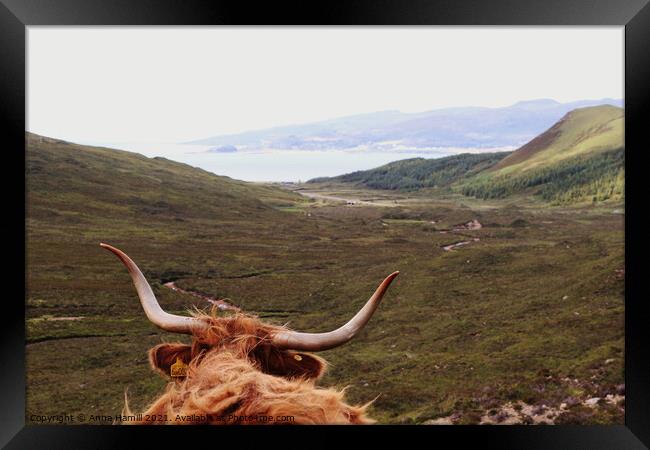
[442,237,481,252]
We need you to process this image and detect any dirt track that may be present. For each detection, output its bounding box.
[298,190,399,207]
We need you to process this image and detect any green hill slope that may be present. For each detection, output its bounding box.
[26,132,303,316]
[491,105,623,172]
[27,133,298,226]
[460,105,624,204]
[308,152,511,191]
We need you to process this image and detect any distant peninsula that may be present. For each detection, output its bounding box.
[207,145,237,153]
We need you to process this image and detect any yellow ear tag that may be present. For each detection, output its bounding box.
[293,354,303,361]
[170,356,188,378]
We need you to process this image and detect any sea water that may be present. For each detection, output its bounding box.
[87,142,458,182]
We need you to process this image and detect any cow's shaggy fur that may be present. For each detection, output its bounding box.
[124,308,374,424]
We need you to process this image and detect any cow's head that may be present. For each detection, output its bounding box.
[101,243,398,424]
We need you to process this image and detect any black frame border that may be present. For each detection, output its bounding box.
[2,1,649,448]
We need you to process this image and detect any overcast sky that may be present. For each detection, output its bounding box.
[27,27,623,144]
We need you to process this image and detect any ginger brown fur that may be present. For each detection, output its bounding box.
[124,308,374,424]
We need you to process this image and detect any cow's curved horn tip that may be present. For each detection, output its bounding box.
[99,243,115,251]
[386,271,400,281]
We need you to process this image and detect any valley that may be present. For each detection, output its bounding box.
[26,132,624,424]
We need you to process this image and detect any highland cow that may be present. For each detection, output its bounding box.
[101,243,399,425]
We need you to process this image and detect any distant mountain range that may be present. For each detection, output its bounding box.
[310,105,624,205]
[188,98,622,152]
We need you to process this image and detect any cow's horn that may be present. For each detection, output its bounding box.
[271,271,399,351]
[100,243,207,335]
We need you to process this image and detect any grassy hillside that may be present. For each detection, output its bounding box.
[26,133,305,321]
[459,106,624,204]
[461,148,624,204]
[491,105,623,173]
[26,133,624,425]
[27,133,298,224]
[309,152,511,191]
